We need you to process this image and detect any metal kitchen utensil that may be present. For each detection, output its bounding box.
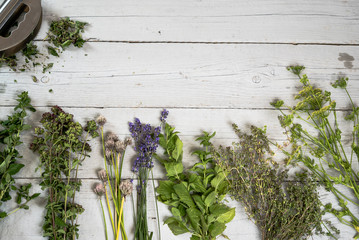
[0,0,42,57]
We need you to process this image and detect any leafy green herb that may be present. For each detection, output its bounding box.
[42,63,54,73]
[156,115,234,240]
[49,89,53,93]
[48,17,87,49]
[0,55,17,71]
[0,92,38,219]
[30,106,99,239]
[32,76,38,83]
[47,46,60,57]
[212,124,337,239]
[22,42,39,60]
[271,66,359,238]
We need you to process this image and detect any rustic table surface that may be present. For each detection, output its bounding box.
[1,0,359,239]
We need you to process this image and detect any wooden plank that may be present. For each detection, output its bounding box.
[35,0,359,44]
[0,43,358,109]
[0,179,357,239]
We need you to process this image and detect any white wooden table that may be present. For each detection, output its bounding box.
[1,0,359,239]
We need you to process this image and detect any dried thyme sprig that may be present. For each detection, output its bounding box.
[212,124,337,240]
[271,66,359,238]
[30,106,98,239]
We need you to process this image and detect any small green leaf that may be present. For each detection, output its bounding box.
[217,207,235,223]
[173,182,196,208]
[48,46,59,57]
[204,191,216,207]
[164,162,183,177]
[7,163,25,175]
[208,222,226,238]
[164,217,189,235]
[156,180,175,201]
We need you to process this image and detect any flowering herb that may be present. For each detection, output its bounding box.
[212,124,337,240]
[30,106,98,239]
[155,111,234,240]
[0,92,38,219]
[271,66,359,238]
[129,117,161,240]
[94,115,132,240]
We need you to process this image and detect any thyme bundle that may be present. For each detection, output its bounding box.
[156,111,235,240]
[271,66,359,237]
[212,124,335,240]
[0,92,38,219]
[30,106,98,239]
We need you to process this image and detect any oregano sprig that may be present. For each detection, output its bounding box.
[0,91,38,219]
[30,106,98,239]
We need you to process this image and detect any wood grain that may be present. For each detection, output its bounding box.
[35,0,359,44]
[0,42,358,109]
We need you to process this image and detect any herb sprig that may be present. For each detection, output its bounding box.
[30,106,98,239]
[271,66,359,238]
[155,112,235,240]
[0,92,38,219]
[212,124,336,240]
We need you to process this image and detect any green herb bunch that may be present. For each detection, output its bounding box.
[93,115,132,240]
[271,66,359,237]
[212,124,333,240]
[0,91,38,219]
[47,17,87,51]
[30,106,98,240]
[156,112,235,240]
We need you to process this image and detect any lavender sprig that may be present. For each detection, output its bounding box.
[129,118,160,173]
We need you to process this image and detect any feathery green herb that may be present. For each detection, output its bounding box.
[30,106,98,239]
[271,66,359,238]
[212,124,336,240]
[155,120,234,240]
[0,92,38,219]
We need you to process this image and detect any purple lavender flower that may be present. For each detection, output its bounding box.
[129,118,160,173]
[160,109,169,122]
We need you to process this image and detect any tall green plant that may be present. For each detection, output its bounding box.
[271,66,359,237]
[30,106,98,239]
[155,112,235,240]
[0,92,38,219]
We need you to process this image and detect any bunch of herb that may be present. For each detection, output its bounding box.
[0,91,38,219]
[1,17,88,73]
[93,115,133,240]
[155,110,235,240]
[212,124,337,239]
[47,17,87,54]
[29,106,98,239]
[129,117,161,240]
[271,66,359,237]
